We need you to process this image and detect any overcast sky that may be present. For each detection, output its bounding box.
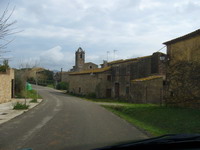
[1,0,200,71]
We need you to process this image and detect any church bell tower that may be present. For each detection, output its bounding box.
[75,47,85,71]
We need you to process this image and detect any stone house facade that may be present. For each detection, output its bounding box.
[0,69,15,104]
[163,29,200,106]
[105,52,166,103]
[68,67,111,98]
[63,47,166,104]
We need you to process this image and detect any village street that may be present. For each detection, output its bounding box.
[0,85,147,150]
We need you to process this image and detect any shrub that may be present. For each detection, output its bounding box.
[0,65,7,72]
[0,60,9,72]
[86,93,96,98]
[56,82,69,90]
[30,98,38,103]
[13,102,29,110]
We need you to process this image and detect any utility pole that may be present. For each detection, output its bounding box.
[113,49,117,61]
[107,51,110,62]
[60,68,63,82]
[36,71,38,99]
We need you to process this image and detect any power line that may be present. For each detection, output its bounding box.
[157,46,166,52]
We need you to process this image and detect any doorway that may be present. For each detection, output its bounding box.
[115,83,120,98]
[106,89,112,98]
[11,79,14,98]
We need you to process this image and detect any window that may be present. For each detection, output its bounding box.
[126,65,130,75]
[79,87,81,93]
[115,66,119,74]
[163,80,167,86]
[126,86,129,95]
[89,66,92,69]
[107,75,111,81]
[80,53,82,58]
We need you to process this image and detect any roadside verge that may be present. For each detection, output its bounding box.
[0,98,42,125]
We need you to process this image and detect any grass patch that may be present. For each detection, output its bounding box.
[30,98,38,103]
[27,90,42,99]
[86,98,128,103]
[68,93,127,103]
[13,102,29,110]
[15,89,42,99]
[103,104,200,136]
[47,84,54,88]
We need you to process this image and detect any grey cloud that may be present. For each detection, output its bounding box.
[2,0,200,70]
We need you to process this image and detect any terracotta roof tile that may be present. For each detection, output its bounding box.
[108,56,151,65]
[132,75,163,82]
[69,67,111,75]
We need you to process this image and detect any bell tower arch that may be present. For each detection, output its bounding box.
[75,47,85,71]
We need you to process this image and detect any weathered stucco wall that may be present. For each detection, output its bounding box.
[167,35,200,63]
[0,69,14,103]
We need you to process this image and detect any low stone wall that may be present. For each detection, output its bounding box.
[0,69,14,104]
[130,77,163,104]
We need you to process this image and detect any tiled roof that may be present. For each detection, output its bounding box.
[84,62,98,65]
[108,56,151,65]
[69,66,111,75]
[132,75,163,82]
[163,29,200,45]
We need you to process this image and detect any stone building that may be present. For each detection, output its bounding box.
[163,29,200,106]
[72,47,98,72]
[68,67,111,98]
[105,52,166,103]
[163,29,200,63]
[61,47,98,83]
[64,47,166,104]
[0,69,15,104]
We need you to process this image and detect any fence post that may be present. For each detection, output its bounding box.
[160,88,163,106]
[145,86,148,103]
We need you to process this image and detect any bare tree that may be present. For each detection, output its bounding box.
[0,4,17,60]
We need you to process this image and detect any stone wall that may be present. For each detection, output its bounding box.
[165,33,200,105]
[61,72,70,83]
[0,69,15,104]
[110,62,132,99]
[110,52,166,100]
[130,77,163,104]
[68,71,112,98]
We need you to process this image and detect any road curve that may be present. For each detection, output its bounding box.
[0,85,147,150]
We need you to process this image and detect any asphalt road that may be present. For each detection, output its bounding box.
[0,85,148,150]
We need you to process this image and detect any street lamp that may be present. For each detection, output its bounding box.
[35,71,39,100]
